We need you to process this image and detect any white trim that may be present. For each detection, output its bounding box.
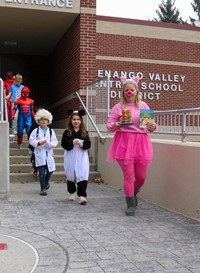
[96,55,200,67]
[0,233,39,273]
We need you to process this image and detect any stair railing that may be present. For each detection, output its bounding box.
[154,108,200,142]
[75,76,200,143]
[0,78,10,199]
[75,91,106,143]
[0,78,8,122]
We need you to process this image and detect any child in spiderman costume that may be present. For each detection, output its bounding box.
[13,86,35,148]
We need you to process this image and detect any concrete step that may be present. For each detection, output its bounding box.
[10,140,63,149]
[51,128,64,135]
[9,132,63,144]
[10,162,97,173]
[10,155,64,164]
[10,147,64,156]
[10,171,100,183]
[10,148,94,163]
[9,130,100,183]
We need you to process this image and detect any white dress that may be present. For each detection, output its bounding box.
[63,138,90,182]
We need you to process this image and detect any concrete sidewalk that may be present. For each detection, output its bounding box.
[0,181,200,273]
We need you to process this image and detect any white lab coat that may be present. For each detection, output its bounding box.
[29,127,58,172]
[64,139,89,182]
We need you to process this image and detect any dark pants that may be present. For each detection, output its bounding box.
[30,153,38,172]
[38,165,53,191]
[67,180,88,197]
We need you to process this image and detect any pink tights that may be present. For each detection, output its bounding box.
[117,160,148,197]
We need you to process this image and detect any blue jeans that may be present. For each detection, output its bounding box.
[38,165,53,191]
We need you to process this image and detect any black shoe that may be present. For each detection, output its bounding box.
[40,190,47,196]
[46,183,50,190]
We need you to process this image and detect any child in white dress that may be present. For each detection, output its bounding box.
[61,109,91,205]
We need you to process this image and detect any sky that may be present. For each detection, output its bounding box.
[96,0,197,22]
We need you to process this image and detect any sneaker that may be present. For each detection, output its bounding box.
[46,183,50,190]
[17,144,22,149]
[33,171,39,178]
[40,190,47,196]
[79,196,87,205]
[68,193,76,201]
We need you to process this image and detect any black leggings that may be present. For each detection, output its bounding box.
[30,152,38,172]
[67,180,88,197]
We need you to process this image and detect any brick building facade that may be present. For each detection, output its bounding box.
[1,0,200,125]
[96,16,200,112]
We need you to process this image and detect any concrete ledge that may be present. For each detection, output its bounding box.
[0,122,10,198]
[97,136,200,221]
[0,193,11,201]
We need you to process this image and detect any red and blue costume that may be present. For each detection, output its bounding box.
[13,86,35,146]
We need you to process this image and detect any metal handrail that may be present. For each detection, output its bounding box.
[75,92,106,143]
[0,78,8,122]
[4,89,8,122]
[154,108,200,142]
[155,107,200,115]
[75,86,200,143]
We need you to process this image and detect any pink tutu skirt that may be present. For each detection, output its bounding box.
[107,132,153,165]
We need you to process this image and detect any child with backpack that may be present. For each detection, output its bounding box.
[29,109,58,196]
[28,107,43,178]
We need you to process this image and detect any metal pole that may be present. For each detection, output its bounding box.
[75,92,106,143]
[182,113,186,142]
[107,75,110,118]
[0,78,10,199]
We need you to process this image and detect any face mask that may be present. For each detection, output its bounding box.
[125,89,134,97]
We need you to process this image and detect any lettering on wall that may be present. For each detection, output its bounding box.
[97,69,186,101]
[4,0,73,9]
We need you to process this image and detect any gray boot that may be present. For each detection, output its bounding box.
[134,190,139,207]
[125,197,136,216]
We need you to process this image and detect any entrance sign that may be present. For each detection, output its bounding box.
[5,0,73,9]
[97,69,186,101]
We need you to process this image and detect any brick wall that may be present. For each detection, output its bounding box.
[50,16,81,101]
[79,13,96,87]
[49,0,96,121]
[80,0,96,8]
[4,4,199,122]
[97,34,200,64]
[97,60,200,111]
[49,15,81,120]
[96,17,200,111]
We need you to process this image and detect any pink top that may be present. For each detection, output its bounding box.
[106,101,150,134]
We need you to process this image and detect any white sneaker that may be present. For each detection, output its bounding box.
[68,193,76,201]
[79,196,87,205]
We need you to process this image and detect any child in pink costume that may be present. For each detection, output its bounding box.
[106,76,157,216]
